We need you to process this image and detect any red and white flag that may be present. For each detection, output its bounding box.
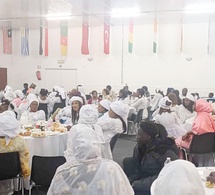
[104,23,110,54]
[3,28,12,54]
[81,23,89,55]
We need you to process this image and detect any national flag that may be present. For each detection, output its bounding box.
[39,23,49,56]
[20,27,29,56]
[128,21,133,53]
[60,22,68,56]
[81,23,89,55]
[44,23,48,56]
[104,23,110,54]
[2,28,12,54]
[153,17,157,53]
[180,18,183,53]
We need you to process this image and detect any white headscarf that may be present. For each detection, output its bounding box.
[183,94,196,102]
[159,96,172,109]
[78,105,98,124]
[4,85,13,92]
[69,96,83,105]
[28,97,39,107]
[4,90,16,101]
[0,112,20,145]
[53,86,66,99]
[14,90,24,99]
[110,101,129,125]
[26,93,37,101]
[99,99,111,111]
[152,159,205,195]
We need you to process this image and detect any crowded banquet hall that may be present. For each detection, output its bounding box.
[1,0,215,195]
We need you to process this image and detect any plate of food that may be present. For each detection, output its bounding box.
[31,132,46,138]
[19,131,31,136]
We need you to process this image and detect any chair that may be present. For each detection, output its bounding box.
[29,156,66,195]
[0,152,23,195]
[38,103,48,120]
[110,133,120,152]
[181,132,215,166]
[122,157,136,178]
[52,102,65,114]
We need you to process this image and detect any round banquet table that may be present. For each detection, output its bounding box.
[21,132,69,189]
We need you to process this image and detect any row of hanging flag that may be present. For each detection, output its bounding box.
[3,19,211,56]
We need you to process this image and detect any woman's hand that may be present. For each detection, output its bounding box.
[182,131,194,141]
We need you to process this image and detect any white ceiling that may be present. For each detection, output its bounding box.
[0,0,215,29]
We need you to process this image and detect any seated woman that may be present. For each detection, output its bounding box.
[0,112,30,195]
[88,90,101,106]
[152,160,205,195]
[128,122,178,195]
[175,99,215,149]
[97,101,128,142]
[97,99,111,118]
[12,90,25,107]
[101,88,112,101]
[177,94,196,124]
[118,89,129,103]
[65,104,112,160]
[55,96,83,127]
[154,97,186,139]
[20,97,46,125]
[48,128,134,195]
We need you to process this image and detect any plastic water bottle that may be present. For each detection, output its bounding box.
[164,157,171,166]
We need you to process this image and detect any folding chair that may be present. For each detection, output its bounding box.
[38,103,48,120]
[0,152,24,195]
[181,132,215,166]
[29,156,66,195]
[110,133,120,152]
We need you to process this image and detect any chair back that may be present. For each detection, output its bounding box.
[38,103,48,115]
[110,133,120,152]
[122,157,136,177]
[189,132,215,154]
[52,103,65,114]
[30,156,66,187]
[0,152,21,181]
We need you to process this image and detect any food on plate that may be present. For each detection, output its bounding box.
[31,132,46,138]
[205,181,215,188]
[50,122,67,133]
[19,131,31,136]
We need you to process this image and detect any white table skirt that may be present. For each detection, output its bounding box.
[20,132,69,189]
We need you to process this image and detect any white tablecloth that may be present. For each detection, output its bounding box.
[21,132,69,189]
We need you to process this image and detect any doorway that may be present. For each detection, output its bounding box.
[0,68,7,90]
[45,68,77,91]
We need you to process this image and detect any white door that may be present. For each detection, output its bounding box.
[45,68,77,92]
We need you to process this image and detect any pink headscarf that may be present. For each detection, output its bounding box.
[192,99,215,135]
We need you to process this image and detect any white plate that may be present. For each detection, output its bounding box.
[45,131,60,136]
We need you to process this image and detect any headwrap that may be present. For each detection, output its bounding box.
[110,100,129,125]
[183,94,196,102]
[14,90,24,99]
[72,128,102,161]
[26,93,37,101]
[69,96,83,105]
[159,96,172,109]
[4,85,13,92]
[152,160,205,195]
[99,99,111,111]
[53,86,66,99]
[0,112,20,145]
[28,97,39,107]
[78,105,98,124]
[4,90,16,101]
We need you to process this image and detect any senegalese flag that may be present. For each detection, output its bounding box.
[128,21,133,53]
[153,17,157,53]
[60,22,68,56]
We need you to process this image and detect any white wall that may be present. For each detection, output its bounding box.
[0,22,215,96]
